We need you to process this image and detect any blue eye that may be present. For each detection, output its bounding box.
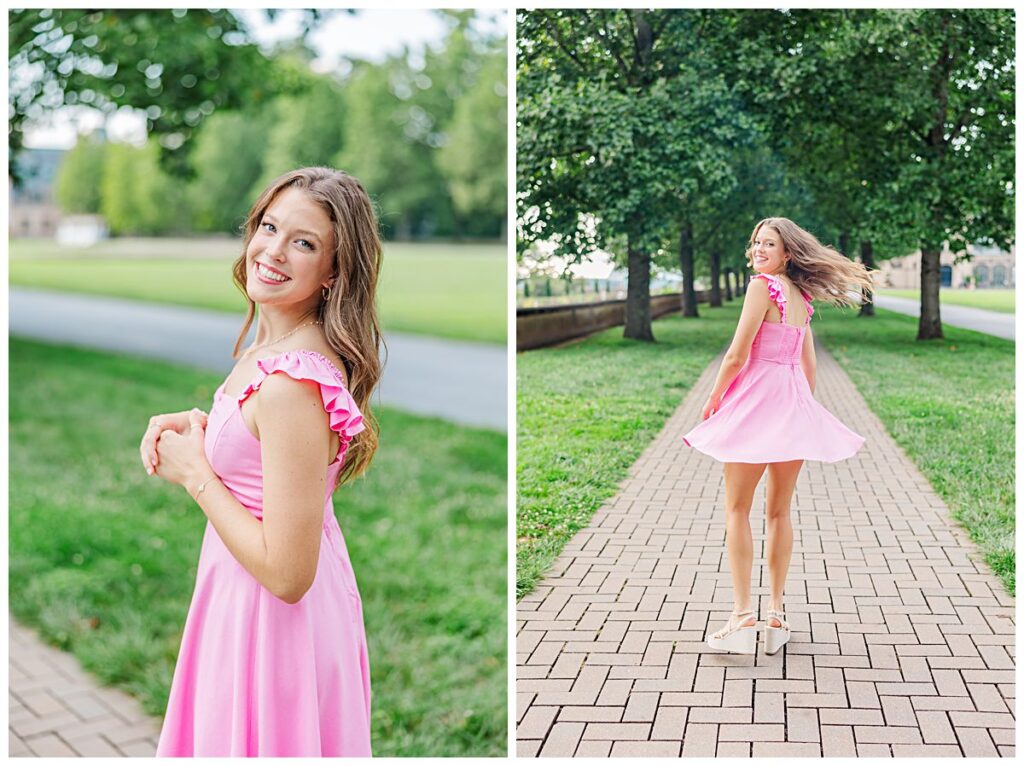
[263,221,313,250]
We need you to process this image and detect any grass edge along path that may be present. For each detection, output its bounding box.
[9,337,507,757]
[813,305,1015,596]
[516,305,742,599]
[9,240,506,345]
[877,287,1015,314]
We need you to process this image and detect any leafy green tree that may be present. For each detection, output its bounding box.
[519,10,660,339]
[747,9,1014,338]
[337,11,507,240]
[14,8,508,242]
[438,49,508,239]
[100,140,187,234]
[866,10,1014,339]
[9,9,280,182]
[686,143,784,307]
[744,11,917,317]
[53,132,106,214]
[336,58,453,239]
[518,9,753,340]
[246,50,349,200]
[417,11,488,126]
[186,108,276,233]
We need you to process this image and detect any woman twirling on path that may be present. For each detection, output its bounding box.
[140,167,382,755]
[684,217,873,656]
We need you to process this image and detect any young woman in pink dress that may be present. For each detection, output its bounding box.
[138,167,381,755]
[683,217,873,656]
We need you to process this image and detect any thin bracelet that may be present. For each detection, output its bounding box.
[192,476,215,501]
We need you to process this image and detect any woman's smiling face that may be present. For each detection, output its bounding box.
[244,186,335,308]
[751,225,787,275]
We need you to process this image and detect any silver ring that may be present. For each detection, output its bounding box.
[190,424,204,430]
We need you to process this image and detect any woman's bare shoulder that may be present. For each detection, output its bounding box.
[744,277,770,299]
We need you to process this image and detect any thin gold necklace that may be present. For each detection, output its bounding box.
[243,320,321,357]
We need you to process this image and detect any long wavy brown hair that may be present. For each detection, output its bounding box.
[231,167,383,485]
[745,217,874,306]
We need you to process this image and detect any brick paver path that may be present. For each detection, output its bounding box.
[517,345,1015,757]
[9,618,162,756]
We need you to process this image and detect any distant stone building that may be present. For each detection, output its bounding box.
[877,242,1015,289]
[9,147,65,238]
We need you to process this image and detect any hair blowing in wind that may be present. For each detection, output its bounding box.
[232,167,383,485]
[745,217,874,306]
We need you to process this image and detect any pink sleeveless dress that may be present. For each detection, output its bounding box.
[683,273,864,463]
[156,349,372,757]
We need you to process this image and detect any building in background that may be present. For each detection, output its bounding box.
[878,242,1015,289]
[8,148,65,238]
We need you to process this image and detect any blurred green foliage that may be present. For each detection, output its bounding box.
[9,9,278,178]
[14,9,507,240]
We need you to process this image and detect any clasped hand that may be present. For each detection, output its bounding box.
[140,408,211,489]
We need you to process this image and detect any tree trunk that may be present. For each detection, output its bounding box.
[625,235,654,341]
[918,245,943,339]
[678,221,699,317]
[839,230,850,257]
[723,267,733,301]
[633,11,653,72]
[858,240,875,317]
[709,249,722,307]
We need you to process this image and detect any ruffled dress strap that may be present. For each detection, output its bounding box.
[239,349,364,463]
[751,273,787,322]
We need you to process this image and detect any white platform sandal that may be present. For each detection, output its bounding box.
[707,608,757,654]
[764,606,791,655]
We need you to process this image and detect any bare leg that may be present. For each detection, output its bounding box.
[765,459,803,626]
[721,462,767,626]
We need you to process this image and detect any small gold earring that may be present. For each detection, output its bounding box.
[322,285,331,301]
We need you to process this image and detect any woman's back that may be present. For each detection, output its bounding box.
[683,271,861,464]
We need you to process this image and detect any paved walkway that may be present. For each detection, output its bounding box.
[10,287,507,431]
[872,295,1014,340]
[516,344,1015,757]
[9,620,161,756]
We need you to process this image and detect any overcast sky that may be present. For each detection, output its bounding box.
[23,8,507,150]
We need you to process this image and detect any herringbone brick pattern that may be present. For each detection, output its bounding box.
[9,618,161,757]
[517,344,1015,757]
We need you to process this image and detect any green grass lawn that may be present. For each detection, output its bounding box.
[516,304,742,598]
[9,238,506,345]
[9,337,506,757]
[877,288,1015,314]
[813,306,1015,596]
